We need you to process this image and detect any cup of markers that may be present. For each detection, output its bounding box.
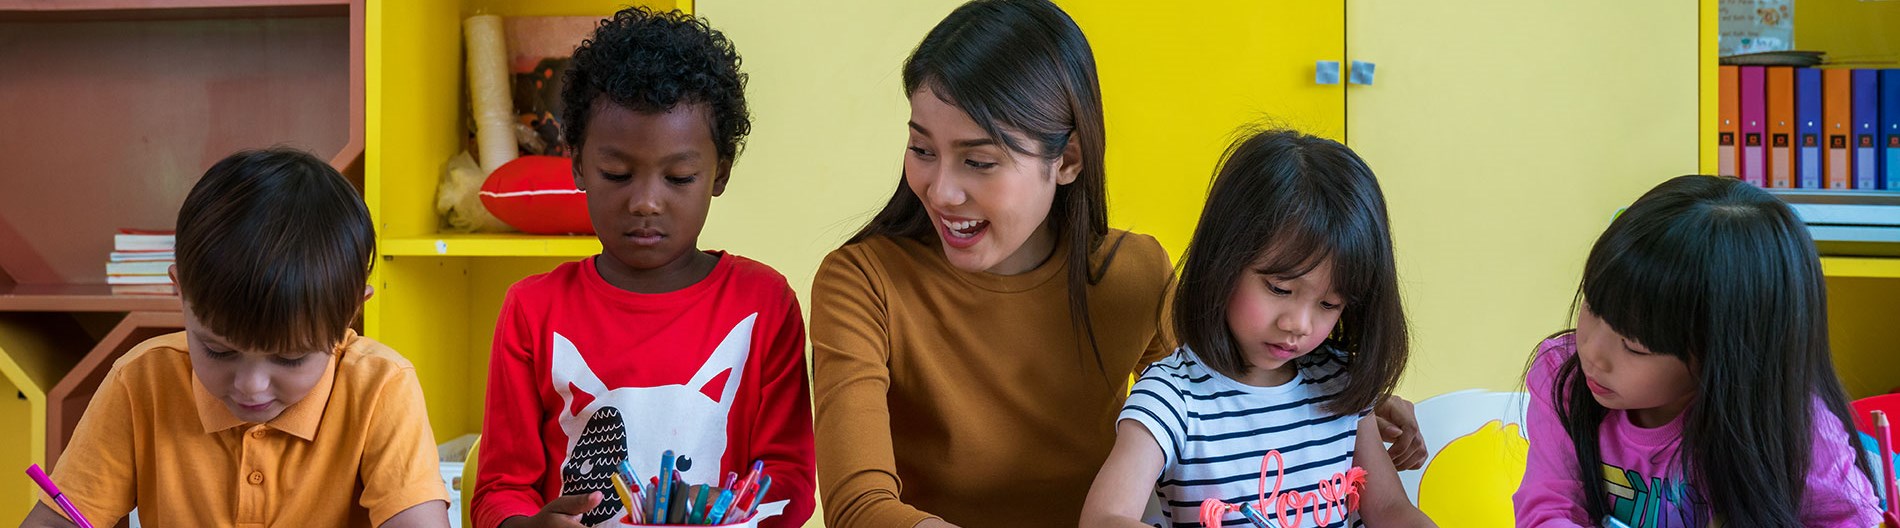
[614,450,774,527]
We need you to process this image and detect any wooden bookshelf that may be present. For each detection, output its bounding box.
[0,0,364,502]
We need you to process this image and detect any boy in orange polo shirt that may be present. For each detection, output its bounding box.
[19,148,450,528]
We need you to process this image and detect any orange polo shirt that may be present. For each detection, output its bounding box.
[40,331,447,527]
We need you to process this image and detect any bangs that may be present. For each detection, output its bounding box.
[1580,226,1704,360]
[1248,181,1388,310]
[1580,178,1820,363]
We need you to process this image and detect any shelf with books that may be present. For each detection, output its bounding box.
[1707,0,1900,399]
[0,0,363,482]
[0,283,180,313]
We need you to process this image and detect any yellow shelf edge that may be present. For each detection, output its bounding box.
[381,235,602,257]
[1821,256,1900,279]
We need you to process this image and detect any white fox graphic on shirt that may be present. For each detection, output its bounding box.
[549,313,785,526]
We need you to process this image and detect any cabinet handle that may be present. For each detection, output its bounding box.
[1316,61,1341,85]
[1349,60,1376,85]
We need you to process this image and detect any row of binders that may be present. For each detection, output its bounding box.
[1718,66,1900,190]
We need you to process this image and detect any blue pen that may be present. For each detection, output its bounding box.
[1237,503,1274,528]
[1602,516,1634,528]
[704,487,736,526]
[656,451,676,522]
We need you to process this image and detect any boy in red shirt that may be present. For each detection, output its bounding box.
[470,7,813,528]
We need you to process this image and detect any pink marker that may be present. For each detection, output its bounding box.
[26,464,94,528]
[1877,411,1897,516]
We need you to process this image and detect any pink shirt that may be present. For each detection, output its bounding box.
[1514,334,1879,527]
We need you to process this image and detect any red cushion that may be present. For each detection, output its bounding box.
[480,155,594,235]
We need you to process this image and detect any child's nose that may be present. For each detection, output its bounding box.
[233,365,271,394]
[1277,307,1313,338]
[625,180,662,216]
[1578,343,1609,374]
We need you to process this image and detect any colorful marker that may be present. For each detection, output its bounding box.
[1237,503,1272,528]
[26,465,93,528]
[610,472,641,523]
[730,475,772,524]
[705,486,737,526]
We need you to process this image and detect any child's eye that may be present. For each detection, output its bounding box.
[205,349,239,361]
[1319,301,1343,311]
[270,355,311,367]
[907,146,935,160]
[1621,339,1649,355]
[1265,281,1292,296]
[665,175,697,185]
[599,171,631,182]
[963,159,998,170]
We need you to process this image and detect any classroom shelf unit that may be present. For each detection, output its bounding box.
[1701,0,1900,398]
[0,0,363,520]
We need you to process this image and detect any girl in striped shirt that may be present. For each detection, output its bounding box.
[1080,129,1434,528]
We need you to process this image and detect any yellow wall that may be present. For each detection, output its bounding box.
[1345,0,1702,399]
[693,0,966,305]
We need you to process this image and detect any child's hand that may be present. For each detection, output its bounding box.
[497,492,604,528]
[19,504,81,528]
[1375,396,1427,470]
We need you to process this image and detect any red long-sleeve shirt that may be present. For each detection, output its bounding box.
[473,253,815,528]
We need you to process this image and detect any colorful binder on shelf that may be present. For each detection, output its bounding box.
[1741,66,1767,187]
[1797,68,1824,189]
[1854,69,1880,189]
[1720,65,1740,178]
[1883,69,1900,191]
[1825,68,1853,190]
[1768,67,1796,188]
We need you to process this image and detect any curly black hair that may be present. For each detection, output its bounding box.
[562,6,750,162]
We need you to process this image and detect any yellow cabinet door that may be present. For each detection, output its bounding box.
[1345,1,1700,396]
[1064,1,1346,258]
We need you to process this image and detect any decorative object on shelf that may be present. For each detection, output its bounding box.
[437,151,513,233]
[479,155,592,235]
[466,15,518,174]
[503,16,596,158]
[1718,0,1793,56]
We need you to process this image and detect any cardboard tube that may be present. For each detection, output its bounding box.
[465,15,517,174]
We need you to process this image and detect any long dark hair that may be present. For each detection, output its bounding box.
[848,0,1118,371]
[1556,175,1873,524]
[1172,129,1407,415]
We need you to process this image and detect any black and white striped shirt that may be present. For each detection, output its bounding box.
[1120,346,1367,528]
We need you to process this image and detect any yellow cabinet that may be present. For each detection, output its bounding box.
[1065,0,1346,259]
[1075,2,1701,399]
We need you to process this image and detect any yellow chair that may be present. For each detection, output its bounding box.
[1399,390,1530,528]
[461,437,480,528]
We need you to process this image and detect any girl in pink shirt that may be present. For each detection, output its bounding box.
[1513,175,1879,527]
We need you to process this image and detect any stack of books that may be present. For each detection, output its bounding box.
[108,229,175,295]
